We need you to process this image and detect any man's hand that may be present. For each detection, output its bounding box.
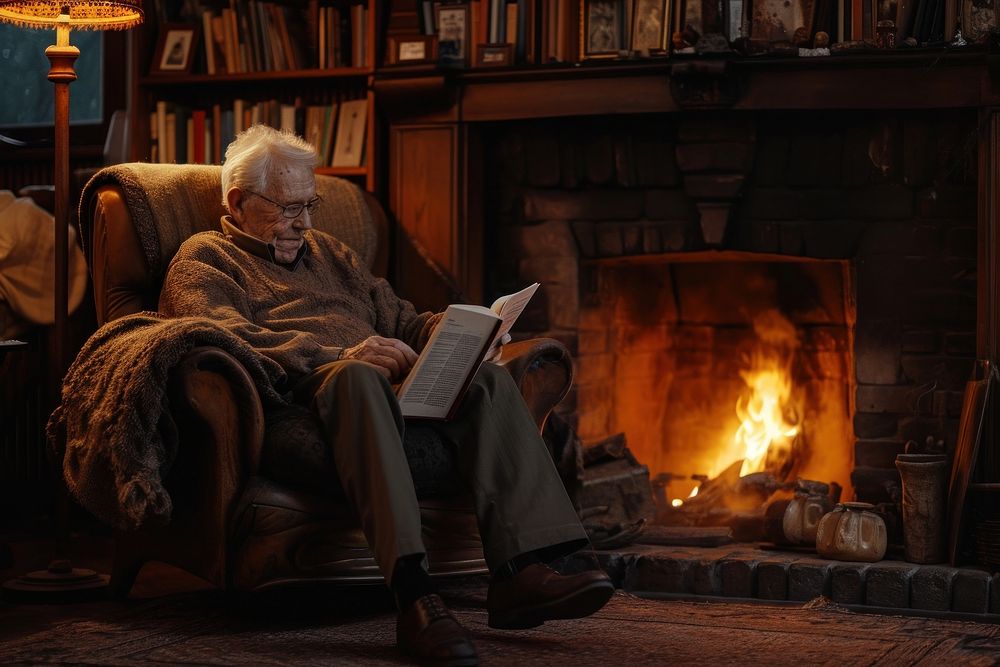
[484,333,512,363]
[341,336,418,382]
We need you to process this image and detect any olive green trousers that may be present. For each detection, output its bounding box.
[294,359,588,583]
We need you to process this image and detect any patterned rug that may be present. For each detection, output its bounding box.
[2,585,999,665]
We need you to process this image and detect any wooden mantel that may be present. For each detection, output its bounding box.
[376,51,1000,124]
[377,52,1000,353]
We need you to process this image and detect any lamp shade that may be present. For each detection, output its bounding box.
[0,0,142,30]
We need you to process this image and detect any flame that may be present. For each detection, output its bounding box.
[734,366,799,477]
[671,498,683,508]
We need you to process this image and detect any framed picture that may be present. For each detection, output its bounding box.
[631,0,671,51]
[749,0,814,42]
[964,0,997,42]
[151,24,199,74]
[436,4,470,65]
[476,43,514,67]
[331,99,368,168]
[582,0,627,58]
[387,35,439,65]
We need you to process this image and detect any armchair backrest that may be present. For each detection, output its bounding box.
[79,163,388,325]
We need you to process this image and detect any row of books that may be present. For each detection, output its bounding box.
[181,0,368,76]
[393,0,969,71]
[150,97,368,168]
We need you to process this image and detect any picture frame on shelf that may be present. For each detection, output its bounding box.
[151,24,199,74]
[749,0,814,42]
[962,0,995,41]
[387,35,439,65]
[582,0,627,58]
[631,0,671,51]
[436,3,470,65]
[331,98,368,168]
[476,43,515,66]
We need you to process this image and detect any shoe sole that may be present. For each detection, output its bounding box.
[488,580,615,630]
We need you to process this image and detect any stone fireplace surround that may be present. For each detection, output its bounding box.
[484,109,979,506]
[478,109,1000,618]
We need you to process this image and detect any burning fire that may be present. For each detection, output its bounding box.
[670,310,802,508]
[734,366,800,477]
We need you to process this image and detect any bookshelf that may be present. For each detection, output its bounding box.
[129,0,379,192]
[384,0,983,72]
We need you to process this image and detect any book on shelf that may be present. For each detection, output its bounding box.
[396,283,540,420]
[419,0,434,35]
[165,112,177,164]
[352,3,367,67]
[201,10,216,74]
[192,110,207,164]
[320,102,338,166]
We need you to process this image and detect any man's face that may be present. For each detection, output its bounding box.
[233,162,316,264]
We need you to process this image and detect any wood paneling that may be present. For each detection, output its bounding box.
[389,124,462,300]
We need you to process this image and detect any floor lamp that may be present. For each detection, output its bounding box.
[0,0,142,597]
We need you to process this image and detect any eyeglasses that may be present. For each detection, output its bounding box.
[245,190,321,219]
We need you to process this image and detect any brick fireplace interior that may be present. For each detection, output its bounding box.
[484,109,978,507]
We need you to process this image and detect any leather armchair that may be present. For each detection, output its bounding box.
[77,164,574,596]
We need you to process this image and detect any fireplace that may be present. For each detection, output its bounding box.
[574,253,855,506]
[484,109,978,507]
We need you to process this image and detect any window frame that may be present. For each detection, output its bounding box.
[0,30,127,152]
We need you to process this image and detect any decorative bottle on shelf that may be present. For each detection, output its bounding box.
[782,480,833,546]
[815,502,888,562]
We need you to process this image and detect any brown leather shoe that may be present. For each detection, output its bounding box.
[396,594,478,666]
[487,564,615,630]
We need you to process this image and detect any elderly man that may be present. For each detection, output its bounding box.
[158,125,612,664]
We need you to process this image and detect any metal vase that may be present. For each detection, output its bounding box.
[894,454,949,564]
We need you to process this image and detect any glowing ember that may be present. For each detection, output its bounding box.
[734,365,800,477]
[671,486,698,508]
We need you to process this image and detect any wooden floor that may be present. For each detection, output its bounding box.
[2,563,1000,664]
[2,533,1000,665]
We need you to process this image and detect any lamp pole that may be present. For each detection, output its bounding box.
[46,13,78,389]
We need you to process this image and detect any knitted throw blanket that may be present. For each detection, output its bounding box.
[48,312,290,530]
[78,163,376,281]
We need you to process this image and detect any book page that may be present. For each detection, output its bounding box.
[397,304,500,419]
[490,282,539,343]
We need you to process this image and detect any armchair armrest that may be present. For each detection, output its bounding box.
[111,347,266,593]
[496,337,574,432]
[170,346,266,475]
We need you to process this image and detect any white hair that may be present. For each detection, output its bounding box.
[220,124,317,210]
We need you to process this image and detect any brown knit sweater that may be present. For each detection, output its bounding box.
[159,226,438,384]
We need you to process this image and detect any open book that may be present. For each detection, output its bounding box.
[396,283,539,420]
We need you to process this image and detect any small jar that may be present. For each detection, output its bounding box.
[782,481,833,546]
[816,502,887,562]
